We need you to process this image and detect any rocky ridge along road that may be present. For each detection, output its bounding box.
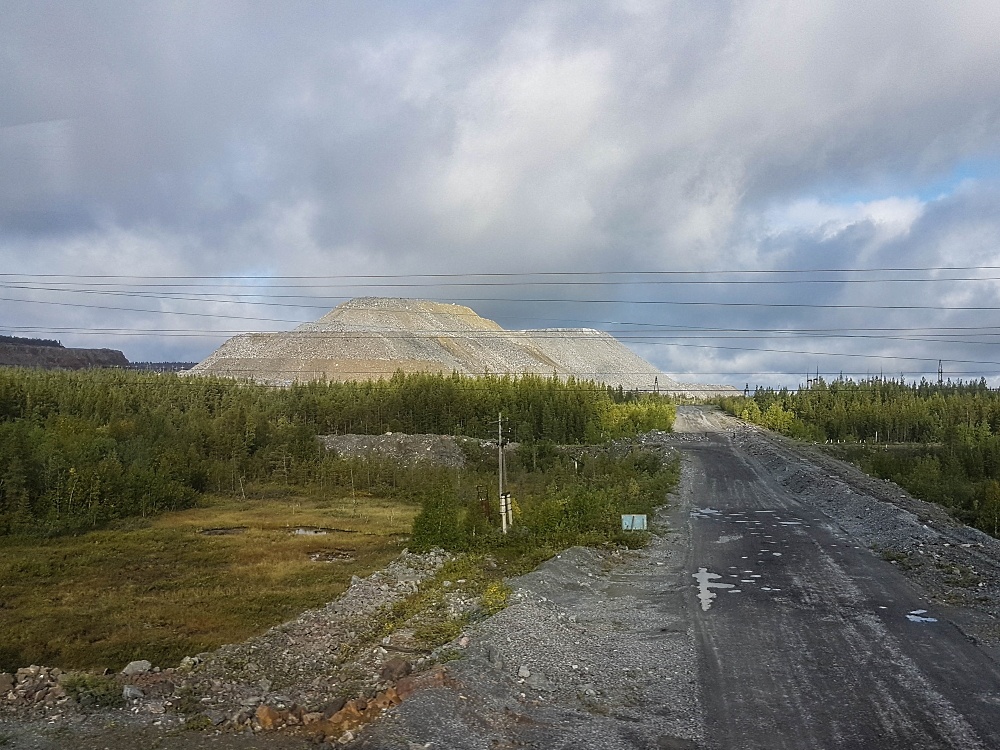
[6,408,1000,748]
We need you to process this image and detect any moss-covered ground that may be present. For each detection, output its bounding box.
[0,491,416,673]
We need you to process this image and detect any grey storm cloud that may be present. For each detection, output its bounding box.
[2,1,1000,384]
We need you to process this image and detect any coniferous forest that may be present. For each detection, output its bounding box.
[0,368,676,537]
[718,378,1000,536]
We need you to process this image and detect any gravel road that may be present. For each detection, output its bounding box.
[357,406,1000,748]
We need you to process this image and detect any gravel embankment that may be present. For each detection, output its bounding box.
[734,423,1000,651]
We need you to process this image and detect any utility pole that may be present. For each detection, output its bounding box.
[498,412,512,534]
[938,360,944,386]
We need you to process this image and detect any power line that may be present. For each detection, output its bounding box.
[11,322,1000,335]
[9,292,1000,314]
[7,274,1000,291]
[7,264,1000,280]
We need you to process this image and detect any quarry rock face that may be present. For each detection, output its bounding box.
[0,342,128,370]
[188,297,727,394]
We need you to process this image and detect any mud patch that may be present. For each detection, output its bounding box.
[310,550,356,563]
[200,527,248,536]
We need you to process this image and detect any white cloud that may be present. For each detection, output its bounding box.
[765,196,925,241]
[3,1,1000,383]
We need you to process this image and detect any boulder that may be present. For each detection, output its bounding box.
[525,671,555,692]
[255,704,282,730]
[379,657,412,682]
[122,660,152,676]
[322,696,347,719]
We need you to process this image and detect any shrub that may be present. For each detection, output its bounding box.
[60,673,124,709]
[481,580,511,615]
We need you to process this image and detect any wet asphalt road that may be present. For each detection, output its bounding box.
[676,406,1000,750]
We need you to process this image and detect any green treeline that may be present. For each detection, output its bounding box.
[0,335,62,348]
[0,368,675,535]
[717,378,1000,535]
[411,442,677,553]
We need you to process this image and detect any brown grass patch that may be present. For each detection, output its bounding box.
[0,492,416,673]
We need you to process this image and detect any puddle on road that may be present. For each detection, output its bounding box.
[906,609,938,623]
[693,567,736,610]
[691,507,724,520]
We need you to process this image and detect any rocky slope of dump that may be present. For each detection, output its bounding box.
[187,297,731,395]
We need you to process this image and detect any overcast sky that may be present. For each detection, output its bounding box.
[3,1,1000,388]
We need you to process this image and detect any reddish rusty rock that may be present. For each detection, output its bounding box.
[322,697,347,719]
[302,711,323,725]
[303,718,336,740]
[371,687,400,710]
[255,704,282,730]
[378,657,412,682]
[328,700,366,730]
[395,666,447,700]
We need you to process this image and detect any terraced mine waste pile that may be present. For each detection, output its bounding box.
[188,297,727,395]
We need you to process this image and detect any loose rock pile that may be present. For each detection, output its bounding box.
[1,667,67,710]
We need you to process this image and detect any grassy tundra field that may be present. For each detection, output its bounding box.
[0,492,416,672]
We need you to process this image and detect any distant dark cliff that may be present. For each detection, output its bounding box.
[0,342,128,370]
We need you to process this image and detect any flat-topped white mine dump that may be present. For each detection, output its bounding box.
[186,297,732,395]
